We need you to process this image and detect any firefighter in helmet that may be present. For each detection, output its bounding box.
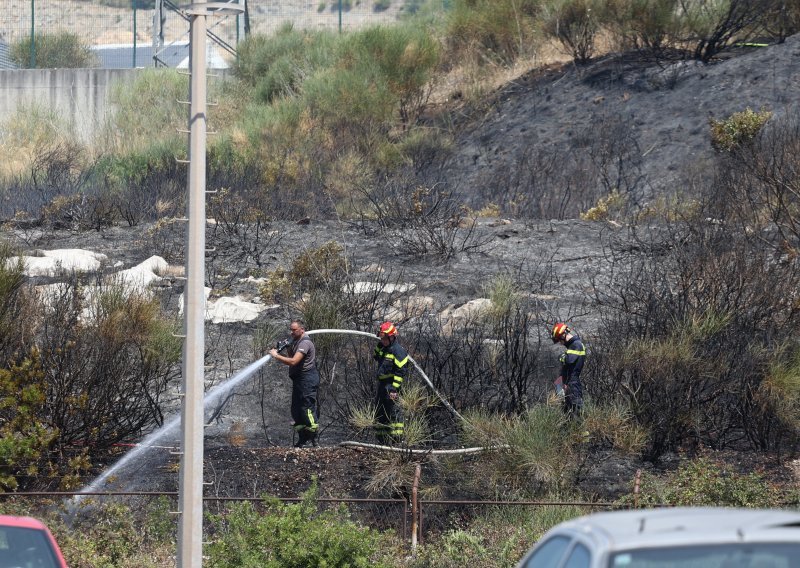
[374,321,409,444]
[551,322,586,417]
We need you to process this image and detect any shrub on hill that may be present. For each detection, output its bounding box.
[10,32,97,69]
[206,481,392,568]
[619,456,779,507]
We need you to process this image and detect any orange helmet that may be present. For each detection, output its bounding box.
[379,321,398,337]
[551,322,568,343]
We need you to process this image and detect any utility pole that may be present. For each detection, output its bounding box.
[177,4,242,567]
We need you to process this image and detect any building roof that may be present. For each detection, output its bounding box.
[0,41,16,69]
[91,41,230,69]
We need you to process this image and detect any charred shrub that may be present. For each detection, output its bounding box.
[355,179,490,260]
[37,277,181,452]
[591,213,800,460]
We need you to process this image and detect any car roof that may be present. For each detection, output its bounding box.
[554,507,800,550]
[0,515,50,531]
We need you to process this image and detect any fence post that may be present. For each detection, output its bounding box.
[132,0,137,68]
[29,0,36,68]
[411,463,421,551]
[633,469,641,509]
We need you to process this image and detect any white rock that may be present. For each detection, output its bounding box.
[205,296,267,324]
[349,281,416,294]
[19,249,108,276]
[116,256,169,291]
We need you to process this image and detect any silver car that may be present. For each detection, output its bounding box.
[516,507,800,568]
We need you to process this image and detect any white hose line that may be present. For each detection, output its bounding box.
[339,441,507,454]
[307,328,465,423]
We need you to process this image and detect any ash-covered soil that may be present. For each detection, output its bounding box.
[425,34,800,209]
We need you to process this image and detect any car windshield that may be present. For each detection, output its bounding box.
[0,525,60,568]
[610,543,800,568]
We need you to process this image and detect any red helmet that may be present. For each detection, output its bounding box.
[379,321,398,337]
[551,322,568,343]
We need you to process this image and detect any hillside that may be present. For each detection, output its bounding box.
[422,34,800,217]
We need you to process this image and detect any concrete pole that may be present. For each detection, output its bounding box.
[177,5,242,565]
[177,7,208,568]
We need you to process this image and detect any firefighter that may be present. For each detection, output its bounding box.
[551,322,586,417]
[270,319,319,448]
[374,321,409,444]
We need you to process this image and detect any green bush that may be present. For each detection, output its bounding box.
[207,481,390,568]
[461,406,574,494]
[621,456,779,508]
[408,503,587,568]
[234,26,338,103]
[10,32,97,69]
[709,107,772,152]
[302,65,396,145]
[102,69,188,154]
[344,24,440,125]
[0,244,60,492]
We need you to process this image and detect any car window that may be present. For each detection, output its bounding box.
[609,543,800,568]
[522,535,571,567]
[564,542,591,568]
[0,526,61,568]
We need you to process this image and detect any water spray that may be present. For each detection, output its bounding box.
[72,327,463,503]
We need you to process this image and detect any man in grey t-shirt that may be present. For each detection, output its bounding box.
[270,319,320,448]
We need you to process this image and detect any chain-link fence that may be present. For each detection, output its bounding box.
[1,0,441,69]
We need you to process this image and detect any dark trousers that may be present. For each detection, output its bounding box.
[563,378,584,417]
[374,380,403,443]
[291,371,319,443]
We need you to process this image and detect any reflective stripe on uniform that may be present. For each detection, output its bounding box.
[378,375,404,386]
[306,409,317,431]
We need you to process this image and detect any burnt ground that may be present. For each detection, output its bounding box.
[9,35,800,511]
[424,34,800,210]
[61,205,799,503]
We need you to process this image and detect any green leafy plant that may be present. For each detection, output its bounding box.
[621,456,779,508]
[10,32,97,69]
[207,480,391,567]
[709,107,772,152]
[461,406,574,494]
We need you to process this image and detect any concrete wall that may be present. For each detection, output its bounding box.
[0,69,138,143]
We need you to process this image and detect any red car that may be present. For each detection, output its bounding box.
[0,515,67,568]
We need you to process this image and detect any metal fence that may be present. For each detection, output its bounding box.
[0,491,617,548]
[1,0,439,69]
[3,490,800,554]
